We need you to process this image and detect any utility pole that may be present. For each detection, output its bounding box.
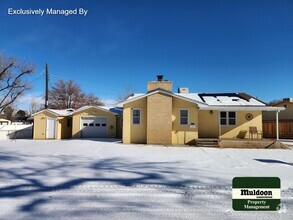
[45,63,49,109]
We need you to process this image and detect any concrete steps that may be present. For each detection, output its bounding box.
[195,139,220,148]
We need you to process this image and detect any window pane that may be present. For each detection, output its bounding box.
[220,119,226,125]
[133,110,140,117]
[83,123,88,126]
[229,112,236,118]
[102,123,106,127]
[133,117,140,124]
[89,123,94,126]
[180,110,188,117]
[180,118,188,125]
[220,112,227,118]
[133,109,140,124]
[180,110,188,125]
[229,119,236,125]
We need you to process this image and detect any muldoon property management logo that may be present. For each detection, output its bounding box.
[232,177,281,211]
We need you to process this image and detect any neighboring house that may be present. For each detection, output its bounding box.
[117,76,283,145]
[13,116,33,124]
[263,98,293,120]
[262,98,293,139]
[33,106,122,140]
[0,118,11,125]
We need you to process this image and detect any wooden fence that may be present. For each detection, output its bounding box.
[263,120,293,139]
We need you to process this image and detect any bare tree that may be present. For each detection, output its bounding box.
[83,93,104,106]
[0,53,35,113]
[117,84,135,103]
[3,106,14,121]
[268,99,282,106]
[49,79,104,109]
[29,99,44,115]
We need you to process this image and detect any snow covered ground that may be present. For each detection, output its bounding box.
[0,139,293,219]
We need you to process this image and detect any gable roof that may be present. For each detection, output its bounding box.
[32,109,74,117]
[73,106,122,115]
[116,89,208,107]
[116,89,285,111]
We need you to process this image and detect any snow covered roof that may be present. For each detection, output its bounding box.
[33,106,123,117]
[49,109,74,116]
[195,93,284,111]
[74,106,122,115]
[116,90,285,111]
[32,109,74,117]
[0,118,11,122]
[116,89,208,107]
[196,93,266,106]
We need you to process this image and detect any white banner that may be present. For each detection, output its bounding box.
[232,188,280,199]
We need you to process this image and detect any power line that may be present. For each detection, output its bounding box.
[15,93,45,105]
[49,75,122,96]
[49,73,122,92]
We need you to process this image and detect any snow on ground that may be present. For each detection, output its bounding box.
[0,139,293,219]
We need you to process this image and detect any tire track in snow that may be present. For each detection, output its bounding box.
[1,184,293,219]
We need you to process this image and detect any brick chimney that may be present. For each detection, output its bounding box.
[147,75,173,92]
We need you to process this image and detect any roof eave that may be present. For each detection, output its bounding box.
[199,106,285,111]
[32,109,59,117]
[116,90,208,107]
[73,106,118,115]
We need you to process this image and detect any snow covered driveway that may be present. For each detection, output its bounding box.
[0,139,293,219]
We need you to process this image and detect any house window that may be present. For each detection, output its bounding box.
[67,118,72,127]
[220,111,236,125]
[180,109,189,125]
[132,109,140,125]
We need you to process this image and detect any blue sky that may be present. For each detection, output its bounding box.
[0,0,292,110]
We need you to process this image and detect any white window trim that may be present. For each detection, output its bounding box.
[179,109,189,126]
[219,111,237,126]
[132,108,141,125]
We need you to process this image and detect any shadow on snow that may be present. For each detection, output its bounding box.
[0,151,228,218]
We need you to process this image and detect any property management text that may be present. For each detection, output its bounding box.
[7,8,88,16]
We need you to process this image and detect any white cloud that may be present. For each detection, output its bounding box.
[16,92,44,110]
[102,99,117,106]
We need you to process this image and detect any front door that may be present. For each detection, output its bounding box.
[46,118,56,139]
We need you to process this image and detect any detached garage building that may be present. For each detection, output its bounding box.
[33,106,122,140]
[33,109,73,140]
[72,106,122,138]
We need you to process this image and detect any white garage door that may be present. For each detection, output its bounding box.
[81,117,108,138]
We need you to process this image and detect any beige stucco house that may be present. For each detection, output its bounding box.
[33,106,122,140]
[33,109,73,140]
[0,118,11,125]
[262,98,293,139]
[263,98,293,120]
[72,106,122,139]
[118,76,283,145]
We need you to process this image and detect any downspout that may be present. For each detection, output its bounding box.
[276,110,280,140]
[218,111,221,140]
